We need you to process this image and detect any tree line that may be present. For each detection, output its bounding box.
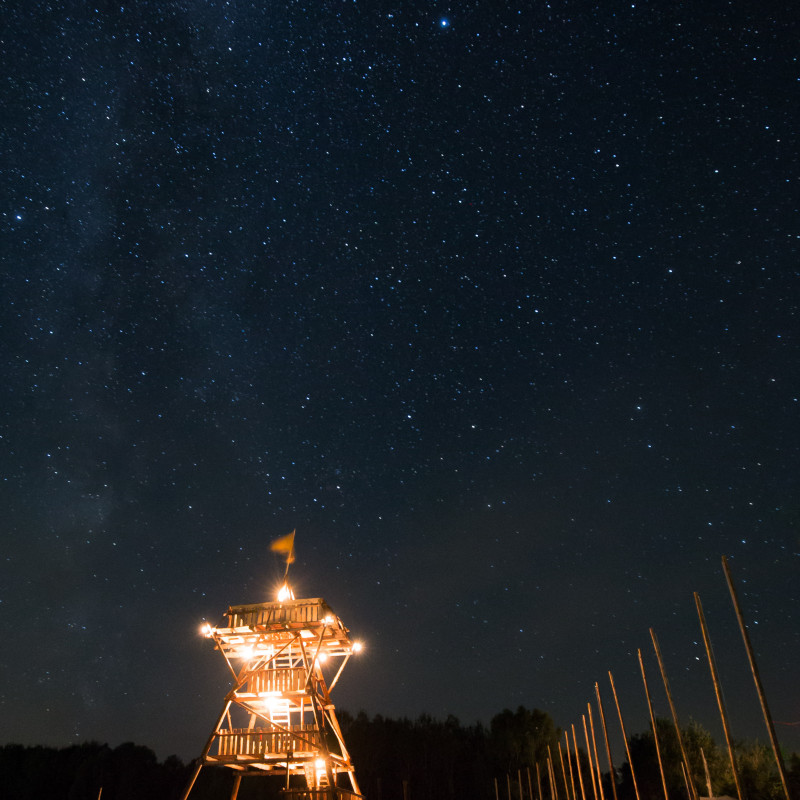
[2,707,798,800]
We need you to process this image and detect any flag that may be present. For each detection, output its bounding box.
[270,530,296,563]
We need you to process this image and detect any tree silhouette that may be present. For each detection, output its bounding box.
[490,706,562,779]
[1,711,796,800]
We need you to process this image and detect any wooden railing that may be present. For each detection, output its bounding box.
[244,667,307,694]
[226,599,335,629]
[215,727,323,758]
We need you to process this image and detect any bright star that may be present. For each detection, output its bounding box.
[439,18,449,28]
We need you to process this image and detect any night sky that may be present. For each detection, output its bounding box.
[2,0,798,764]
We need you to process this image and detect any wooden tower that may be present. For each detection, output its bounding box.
[181,576,364,800]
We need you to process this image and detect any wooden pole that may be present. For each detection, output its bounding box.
[722,555,791,800]
[536,762,544,800]
[595,682,619,800]
[548,748,560,800]
[495,777,500,800]
[609,670,641,800]
[558,742,572,800]
[694,591,745,800]
[565,731,578,800]
[528,766,536,800]
[179,698,234,800]
[650,628,698,800]
[587,703,606,800]
[572,724,588,800]
[180,760,204,800]
[681,764,692,800]
[229,773,242,800]
[638,648,670,800]
[700,748,713,800]
[583,714,600,800]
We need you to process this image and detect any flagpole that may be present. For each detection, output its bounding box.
[694,592,744,800]
[271,530,296,590]
[609,671,641,800]
[595,682,619,800]
[587,704,605,800]
[548,746,560,800]
[583,714,600,800]
[558,741,572,800]
[649,628,698,800]
[722,555,791,800]
[572,724,588,800]
[638,648,669,800]
[565,731,578,800]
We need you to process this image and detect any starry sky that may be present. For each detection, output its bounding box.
[2,0,798,764]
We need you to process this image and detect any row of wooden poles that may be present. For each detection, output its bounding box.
[494,556,792,800]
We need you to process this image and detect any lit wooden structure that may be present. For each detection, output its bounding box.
[181,583,364,800]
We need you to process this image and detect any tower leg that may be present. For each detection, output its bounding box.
[229,773,242,800]
[179,762,203,800]
[180,699,233,800]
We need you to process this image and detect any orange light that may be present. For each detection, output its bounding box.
[277,583,294,602]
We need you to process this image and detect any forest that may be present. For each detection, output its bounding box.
[2,708,798,800]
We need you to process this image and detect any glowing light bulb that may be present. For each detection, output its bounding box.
[352,641,363,653]
[277,583,293,602]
